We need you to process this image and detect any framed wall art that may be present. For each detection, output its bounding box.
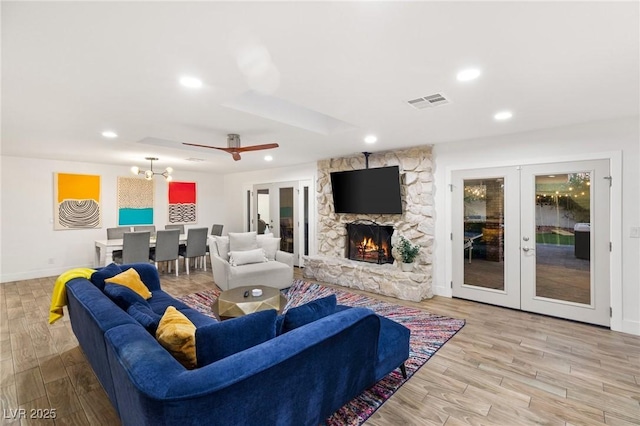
[168,181,196,224]
[54,173,101,230]
[117,176,154,225]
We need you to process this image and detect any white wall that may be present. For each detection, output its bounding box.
[0,156,225,282]
[432,117,640,335]
[222,162,317,233]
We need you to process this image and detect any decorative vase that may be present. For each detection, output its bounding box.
[401,262,414,272]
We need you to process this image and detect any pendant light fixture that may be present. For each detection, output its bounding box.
[131,157,173,181]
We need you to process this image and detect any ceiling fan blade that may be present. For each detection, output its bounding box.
[235,143,279,153]
[183,140,277,161]
[182,142,228,151]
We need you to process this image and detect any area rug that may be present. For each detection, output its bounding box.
[178,280,465,426]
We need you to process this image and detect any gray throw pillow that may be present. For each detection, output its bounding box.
[228,232,258,252]
[229,248,268,266]
[257,236,281,261]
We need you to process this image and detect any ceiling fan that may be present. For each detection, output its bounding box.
[183,134,279,161]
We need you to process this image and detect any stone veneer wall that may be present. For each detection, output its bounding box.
[303,146,434,301]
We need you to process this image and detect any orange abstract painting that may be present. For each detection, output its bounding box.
[54,173,101,229]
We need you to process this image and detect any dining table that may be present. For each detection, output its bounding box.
[94,234,187,267]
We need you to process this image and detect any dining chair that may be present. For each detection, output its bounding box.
[166,224,187,251]
[113,231,151,265]
[107,227,130,239]
[211,224,224,236]
[179,227,208,274]
[165,224,185,234]
[134,225,156,237]
[151,229,180,276]
[106,227,130,259]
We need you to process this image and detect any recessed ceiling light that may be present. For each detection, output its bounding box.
[456,68,481,82]
[494,111,513,121]
[264,155,273,162]
[101,130,118,138]
[179,76,203,89]
[364,135,377,144]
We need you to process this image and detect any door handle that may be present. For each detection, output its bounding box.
[522,246,535,252]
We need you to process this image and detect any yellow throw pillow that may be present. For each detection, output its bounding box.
[104,268,152,300]
[156,306,197,369]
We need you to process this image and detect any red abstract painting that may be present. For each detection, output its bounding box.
[168,182,196,223]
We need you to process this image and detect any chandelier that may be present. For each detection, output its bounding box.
[131,157,173,181]
[464,183,486,201]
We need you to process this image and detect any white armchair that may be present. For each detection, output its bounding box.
[209,233,294,291]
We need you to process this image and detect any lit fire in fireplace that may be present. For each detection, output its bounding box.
[357,237,390,260]
[346,221,394,264]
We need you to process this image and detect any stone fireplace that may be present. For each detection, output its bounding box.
[346,220,394,265]
[303,146,434,302]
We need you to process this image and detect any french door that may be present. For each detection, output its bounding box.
[452,160,610,326]
[248,180,314,267]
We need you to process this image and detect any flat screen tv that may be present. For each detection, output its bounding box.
[330,166,403,214]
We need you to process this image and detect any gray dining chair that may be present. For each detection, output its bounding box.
[179,227,208,274]
[107,227,130,239]
[151,229,180,276]
[113,231,151,265]
[106,227,130,259]
[165,224,185,234]
[134,225,156,237]
[211,224,224,236]
[166,224,186,251]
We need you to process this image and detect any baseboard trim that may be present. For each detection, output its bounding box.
[0,264,94,283]
[621,319,640,336]
[432,285,452,298]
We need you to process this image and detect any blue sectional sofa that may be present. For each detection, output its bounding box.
[65,263,410,426]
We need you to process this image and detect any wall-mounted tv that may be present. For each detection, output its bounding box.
[330,166,403,214]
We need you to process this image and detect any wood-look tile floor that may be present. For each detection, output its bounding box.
[1,265,639,425]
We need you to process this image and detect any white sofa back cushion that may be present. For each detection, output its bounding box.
[256,236,281,261]
[229,248,268,266]
[212,236,230,261]
[229,232,258,252]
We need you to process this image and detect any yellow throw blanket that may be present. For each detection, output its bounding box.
[49,268,95,324]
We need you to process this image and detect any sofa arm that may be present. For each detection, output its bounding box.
[275,250,294,268]
[211,254,231,290]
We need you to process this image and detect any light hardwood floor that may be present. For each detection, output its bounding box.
[1,265,639,425]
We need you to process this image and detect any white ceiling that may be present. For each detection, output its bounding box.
[2,1,638,175]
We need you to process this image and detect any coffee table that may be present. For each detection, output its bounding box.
[212,285,287,320]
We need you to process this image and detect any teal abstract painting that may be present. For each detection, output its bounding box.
[117,177,154,225]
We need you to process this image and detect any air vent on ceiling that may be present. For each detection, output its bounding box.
[407,93,450,109]
[185,157,206,162]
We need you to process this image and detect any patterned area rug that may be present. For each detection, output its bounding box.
[178,279,465,426]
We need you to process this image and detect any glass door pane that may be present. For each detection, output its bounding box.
[520,160,609,327]
[246,189,251,231]
[303,185,309,256]
[256,188,271,234]
[279,187,294,253]
[452,167,520,310]
[534,173,591,304]
[463,178,505,290]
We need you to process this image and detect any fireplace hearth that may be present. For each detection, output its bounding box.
[346,220,394,264]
